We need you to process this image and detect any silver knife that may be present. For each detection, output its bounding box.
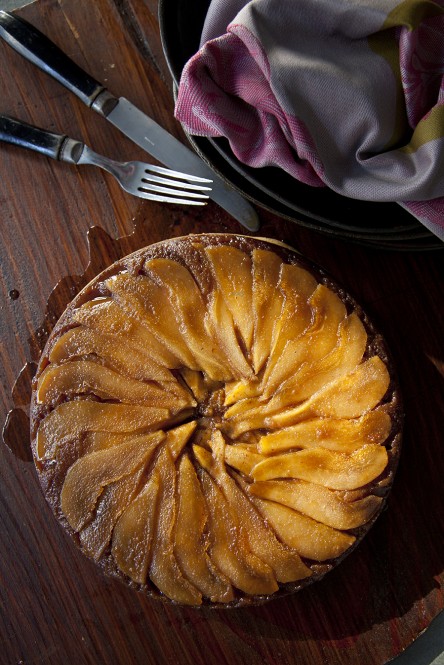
[0,10,259,231]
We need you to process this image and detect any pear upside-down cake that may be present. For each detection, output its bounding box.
[30,234,402,607]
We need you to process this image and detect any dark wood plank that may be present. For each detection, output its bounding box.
[0,1,443,664]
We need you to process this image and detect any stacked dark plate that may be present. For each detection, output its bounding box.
[159,0,443,250]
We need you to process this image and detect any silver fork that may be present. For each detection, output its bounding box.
[0,114,212,205]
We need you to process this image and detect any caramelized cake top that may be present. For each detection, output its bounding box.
[30,234,402,607]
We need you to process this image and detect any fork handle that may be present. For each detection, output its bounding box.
[0,114,83,163]
[0,11,105,108]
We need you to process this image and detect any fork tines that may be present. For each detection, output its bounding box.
[139,165,213,205]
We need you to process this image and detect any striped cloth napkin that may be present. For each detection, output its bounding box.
[175,0,444,241]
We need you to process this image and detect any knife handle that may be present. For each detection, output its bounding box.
[0,10,106,108]
[0,114,70,160]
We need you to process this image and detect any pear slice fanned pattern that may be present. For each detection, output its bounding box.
[31,235,401,607]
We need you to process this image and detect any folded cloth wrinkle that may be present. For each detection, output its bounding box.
[175,0,444,240]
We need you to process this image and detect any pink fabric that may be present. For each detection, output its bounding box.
[179,27,325,186]
[175,0,444,241]
[398,14,444,128]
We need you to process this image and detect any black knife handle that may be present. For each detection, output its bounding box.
[0,10,105,108]
[0,114,68,160]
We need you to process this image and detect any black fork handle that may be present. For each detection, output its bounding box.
[0,114,67,159]
[0,114,85,164]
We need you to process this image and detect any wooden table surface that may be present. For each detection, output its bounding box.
[0,1,443,664]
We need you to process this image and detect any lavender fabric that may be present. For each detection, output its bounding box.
[175,0,444,240]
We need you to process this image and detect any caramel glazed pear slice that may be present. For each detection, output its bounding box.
[30,234,403,608]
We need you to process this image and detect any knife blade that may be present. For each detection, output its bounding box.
[0,10,259,231]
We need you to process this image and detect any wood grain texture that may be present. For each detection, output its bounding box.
[0,1,443,664]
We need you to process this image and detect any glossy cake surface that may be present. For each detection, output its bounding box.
[30,234,402,606]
